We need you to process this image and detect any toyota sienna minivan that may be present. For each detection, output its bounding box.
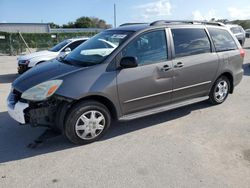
[7,20,245,145]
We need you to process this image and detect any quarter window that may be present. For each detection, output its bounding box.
[172,28,211,58]
[208,28,238,52]
[122,30,168,65]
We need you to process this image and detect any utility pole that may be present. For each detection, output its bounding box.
[19,31,31,53]
[114,3,117,28]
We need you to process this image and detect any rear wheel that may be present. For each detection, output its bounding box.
[64,100,111,145]
[209,76,230,105]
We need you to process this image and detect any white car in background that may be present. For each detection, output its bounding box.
[17,37,88,74]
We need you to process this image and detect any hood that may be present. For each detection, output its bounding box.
[18,50,58,60]
[13,59,84,92]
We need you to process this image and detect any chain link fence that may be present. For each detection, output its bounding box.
[0,31,98,56]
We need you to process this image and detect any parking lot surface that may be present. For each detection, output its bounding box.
[0,40,250,188]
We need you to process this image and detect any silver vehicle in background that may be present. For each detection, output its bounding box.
[225,24,246,46]
[245,29,250,38]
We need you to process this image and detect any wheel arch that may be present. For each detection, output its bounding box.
[55,95,118,133]
[71,95,118,120]
[217,72,234,94]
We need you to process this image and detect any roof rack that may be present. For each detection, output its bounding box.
[119,23,147,27]
[150,20,225,26]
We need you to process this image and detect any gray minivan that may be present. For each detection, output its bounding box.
[7,21,245,144]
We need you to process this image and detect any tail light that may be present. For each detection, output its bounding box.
[239,48,245,58]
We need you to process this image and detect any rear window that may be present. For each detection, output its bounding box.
[208,28,238,52]
[172,28,211,58]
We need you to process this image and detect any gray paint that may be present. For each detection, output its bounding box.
[11,23,244,122]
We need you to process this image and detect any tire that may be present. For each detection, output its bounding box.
[209,76,230,105]
[64,100,111,145]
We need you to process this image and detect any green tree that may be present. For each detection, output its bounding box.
[91,17,111,29]
[231,20,250,29]
[61,16,111,28]
[49,22,60,28]
[75,17,94,28]
[62,22,75,28]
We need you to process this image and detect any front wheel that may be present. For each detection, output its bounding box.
[209,76,230,105]
[64,100,111,145]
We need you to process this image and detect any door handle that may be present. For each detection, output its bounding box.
[161,64,171,72]
[174,62,184,68]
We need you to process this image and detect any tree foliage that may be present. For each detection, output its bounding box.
[230,20,250,29]
[49,17,111,29]
[49,22,60,28]
[210,18,250,29]
[62,22,75,28]
[63,16,111,29]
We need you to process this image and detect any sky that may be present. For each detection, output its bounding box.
[1,0,250,26]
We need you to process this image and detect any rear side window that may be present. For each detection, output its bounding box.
[172,28,211,58]
[208,28,238,52]
[122,30,168,65]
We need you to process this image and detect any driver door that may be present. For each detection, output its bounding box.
[116,30,174,115]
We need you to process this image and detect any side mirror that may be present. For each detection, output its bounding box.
[64,47,71,53]
[120,57,138,69]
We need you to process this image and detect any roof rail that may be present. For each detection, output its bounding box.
[119,23,147,27]
[150,20,225,26]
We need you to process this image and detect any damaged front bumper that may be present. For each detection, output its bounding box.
[7,88,72,129]
[8,101,29,124]
[7,88,28,124]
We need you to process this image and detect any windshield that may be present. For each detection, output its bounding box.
[49,40,70,52]
[65,30,133,66]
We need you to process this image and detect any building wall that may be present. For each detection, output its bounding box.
[0,23,50,33]
[0,23,105,34]
[50,28,104,33]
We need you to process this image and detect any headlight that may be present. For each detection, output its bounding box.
[21,80,63,101]
[24,60,30,64]
[19,60,30,64]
